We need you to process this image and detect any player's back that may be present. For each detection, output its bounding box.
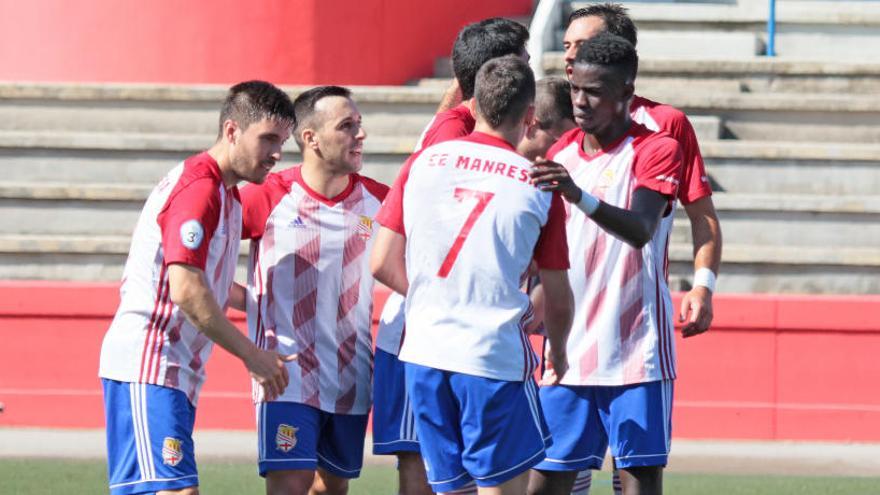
[396,132,560,382]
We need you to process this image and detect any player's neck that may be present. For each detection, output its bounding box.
[300,159,351,199]
[583,116,631,155]
[473,121,521,149]
[207,142,238,188]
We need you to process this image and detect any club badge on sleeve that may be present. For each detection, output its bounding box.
[180,220,205,250]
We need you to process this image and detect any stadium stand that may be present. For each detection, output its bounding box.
[1,1,879,293]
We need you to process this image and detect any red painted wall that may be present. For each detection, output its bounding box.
[0,0,531,85]
[2,282,879,442]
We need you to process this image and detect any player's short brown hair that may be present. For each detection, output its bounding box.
[535,77,574,130]
[474,55,536,129]
[569,3,638,47]
[290,85,352,150]
[452,18,530,101]
[218,80,295,138]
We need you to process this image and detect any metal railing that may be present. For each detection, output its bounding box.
[767,0,777,56]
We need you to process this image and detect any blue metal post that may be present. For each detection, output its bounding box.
[767,0,777,57]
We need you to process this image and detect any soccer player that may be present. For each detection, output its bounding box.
[98,81,295,495]
[518,77,578,161]
[372,55,574,495]
[560,6,723,493]
[237,86,387,495]
[563,3,721,336]
[371,17,530,495]
[527,34,684,495]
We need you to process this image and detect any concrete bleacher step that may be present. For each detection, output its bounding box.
[671,193,880,249]
[6,181,878,254]
[540,56,880,94]
[0,84,445,138]
[569,0,880,62]
[668,244,880,294]
[0,130,416,186]
[3,130,879,195]
[6,82,880,144]
[642,91,880,143]
[702,140,880,195]
[3,232,877,293]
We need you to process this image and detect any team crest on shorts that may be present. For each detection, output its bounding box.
[162,437,184,466]
[355,216,374,241]
[276,424,298,453]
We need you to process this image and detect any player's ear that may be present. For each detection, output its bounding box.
[222,119,239,144]
[302,128,318,151]
[523,104,536,127]
[622,79,635,102]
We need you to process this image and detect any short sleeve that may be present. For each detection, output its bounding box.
[239,174,290,240]
[666,116,712,205]
[375,153,420,235]
[633,135,684,198]
[418,107,474,150]
[533,193,570,270]
[360,176,390,202]
[157,178,221,270]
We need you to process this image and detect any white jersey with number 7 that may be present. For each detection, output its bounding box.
[375,132,569,382]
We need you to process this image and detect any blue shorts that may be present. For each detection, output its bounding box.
[535,380,674,471]
[372,348,419,455]
[256,401,368,479]
[102,379,198,495]
[404,362,550,492]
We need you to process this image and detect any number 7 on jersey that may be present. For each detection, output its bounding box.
[437,187,495,278]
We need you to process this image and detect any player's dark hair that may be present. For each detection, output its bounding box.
[291,85,352,149]
[569,3,638,47]
[474,55,536,129]
[452,18,530,101]
[218,80,295,139]
[574,32,638,83]
[535,77,574,130]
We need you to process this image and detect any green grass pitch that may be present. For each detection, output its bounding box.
[1,458,878,494]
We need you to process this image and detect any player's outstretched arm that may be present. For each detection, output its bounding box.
[168,264,294,401]
[680,196,722,337]
[531,158,669,248]
[370,226,409,296]
[538,268,574,385]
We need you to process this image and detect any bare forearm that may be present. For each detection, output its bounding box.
[227,282,247,312]
[370,227,409,295]
[543,300,572,354]
[590,201,658,249]
[686,197,722,274]
[374,266,409,296]
[170,266,256,364]
[539,271,574,353]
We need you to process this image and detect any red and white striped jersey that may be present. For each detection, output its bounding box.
[545,124,683,386]
[631,95,712,205]
[99,152,242,405]
[377,132,569,382]
[241,166,388,414]
[375,103,475,355]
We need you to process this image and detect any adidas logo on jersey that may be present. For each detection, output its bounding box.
[288,216,306,228]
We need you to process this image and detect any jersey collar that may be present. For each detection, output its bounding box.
[289,165,358,207]
[462,131,517,151]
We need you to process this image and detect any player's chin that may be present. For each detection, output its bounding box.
[249,166,274,184]
[347,153,363,172]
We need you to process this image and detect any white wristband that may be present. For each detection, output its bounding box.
[575,188,600,216]
[693,268,717,292]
